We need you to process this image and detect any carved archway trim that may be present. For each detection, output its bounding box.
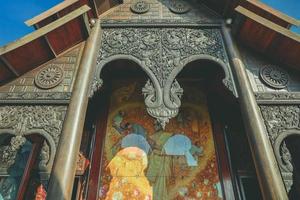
[96,54,163,107]
[273,128,300,192]
[93,27,238,127]
[165,54,234,106]
[0,129,56,172]
[274,129,300,171]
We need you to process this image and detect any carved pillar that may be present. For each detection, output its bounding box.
[47,20,102,200]
[222,24,288,200]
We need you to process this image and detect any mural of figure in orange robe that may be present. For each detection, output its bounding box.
[104,147,152,200]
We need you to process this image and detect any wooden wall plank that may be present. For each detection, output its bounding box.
[2,38,54,74]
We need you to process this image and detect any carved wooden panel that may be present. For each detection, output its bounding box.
[94,26,237,127]
[260,105,300,192]
[0,106,67,173]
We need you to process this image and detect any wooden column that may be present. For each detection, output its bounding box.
[222,24,288,200]
[47,20,102,200]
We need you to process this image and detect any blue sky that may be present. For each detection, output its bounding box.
[0,0,62,46]
[261,0,300,33]
[0,0,299,46]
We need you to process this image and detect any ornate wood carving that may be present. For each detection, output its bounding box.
[255,92,300,104]
[89,78,103,98]
[0,106,67,171]
[0,92,71,104]
[260,105,300,192]
[100,19,222,27]
[97,28,228,85]
[142,79,183,129]
[0,136,26,169]
[94,27,237,127]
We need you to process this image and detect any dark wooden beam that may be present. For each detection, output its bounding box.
[0,55,19,76]
[235,6,300,43]
[43,35,58,57]
[16,136,44,200]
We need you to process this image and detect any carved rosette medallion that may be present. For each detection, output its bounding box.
[35,64,64,89]
[169,0,191,14]
[260,65,289,89]
[130,0,150,14]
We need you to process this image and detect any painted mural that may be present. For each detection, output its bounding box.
[98,80,223,200]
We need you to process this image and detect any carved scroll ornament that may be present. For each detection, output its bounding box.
[142,79,183,129]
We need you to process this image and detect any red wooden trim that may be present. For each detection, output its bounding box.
[211,118,236,200]
[16,136,44,200]
[86,90,110,200]
[207,89,237,200]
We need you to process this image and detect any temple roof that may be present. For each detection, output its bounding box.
[0,0,299,85]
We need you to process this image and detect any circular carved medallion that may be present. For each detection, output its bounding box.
[169,0,190,14]
[130,0,150,14]
[35,64,64,89]
[260,65,289,89]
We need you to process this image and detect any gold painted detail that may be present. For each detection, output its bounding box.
[35,64,64,89]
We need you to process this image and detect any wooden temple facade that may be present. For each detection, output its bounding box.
[0,0,299,199]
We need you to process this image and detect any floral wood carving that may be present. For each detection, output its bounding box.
[0,106,67,170]
[260,105,300,143]
[97,28,229,87]
[96,27,236,127]
[260,105,300,192]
